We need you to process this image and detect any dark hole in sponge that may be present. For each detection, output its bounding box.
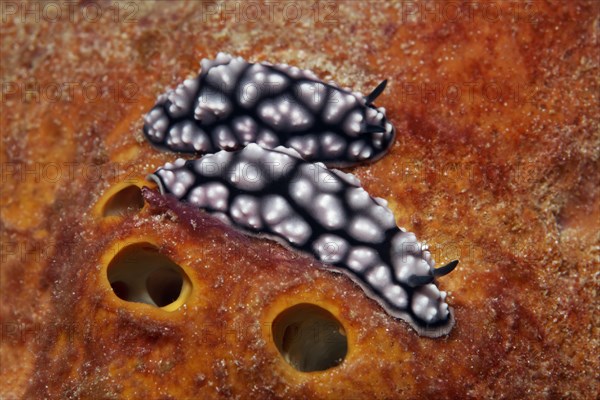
[272,303,348,372]
[110,281,129,300]
[102,185,144,217]
[146,267,184,307]
[106,242,189,310]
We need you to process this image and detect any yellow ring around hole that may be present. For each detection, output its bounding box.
[101,238,193,313]
[271,302,348,372]
[92,178,150,219]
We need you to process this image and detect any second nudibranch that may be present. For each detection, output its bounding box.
[148,144,456,337]
[143,52,395,168]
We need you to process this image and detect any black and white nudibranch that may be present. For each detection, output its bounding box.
[147,144,457,337]
[143,52,395,168]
